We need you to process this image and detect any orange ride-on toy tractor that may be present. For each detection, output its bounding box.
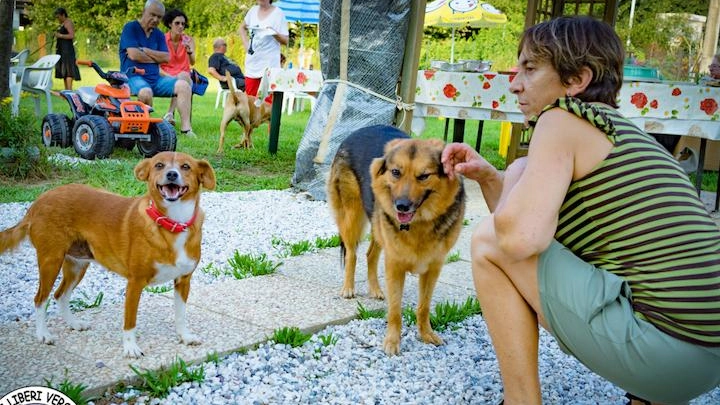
[41,60,176,159]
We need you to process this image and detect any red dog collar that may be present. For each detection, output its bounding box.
[145,200,196,233]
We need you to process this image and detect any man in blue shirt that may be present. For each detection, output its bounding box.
[119,0,195,136]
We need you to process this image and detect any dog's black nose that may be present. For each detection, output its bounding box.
[395,198,413,213]
[166,170,179,182]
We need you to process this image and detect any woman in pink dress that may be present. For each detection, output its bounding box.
[160,9,195,125]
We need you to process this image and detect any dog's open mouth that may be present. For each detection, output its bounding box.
[396,212,415,224]
[158,184,188,202]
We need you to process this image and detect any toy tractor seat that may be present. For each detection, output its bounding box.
[77,87,100,106]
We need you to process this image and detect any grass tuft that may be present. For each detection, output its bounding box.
[445,250,461,263]
[69,291,103,312]
[356,301,386,320]
[271,326,312,348]
[430,297,482,331]
[129,357,204,399]
[144,285,173,294]
[318,332,339,347]
[227,251,281,279]
[45,374,92,405]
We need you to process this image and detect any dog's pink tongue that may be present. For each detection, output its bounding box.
[161,185,181,200]
[397,212,414,224]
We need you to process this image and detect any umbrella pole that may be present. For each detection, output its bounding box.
[450,26,456,63]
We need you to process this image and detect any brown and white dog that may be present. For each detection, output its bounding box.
[327,125,466,355]
[217,71,272,153]
[0,152,216,358]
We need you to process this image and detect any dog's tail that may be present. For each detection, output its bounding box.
[225,71,243,105]
[0,219,29,254]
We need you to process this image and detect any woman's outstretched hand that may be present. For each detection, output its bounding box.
[441,142,496,183]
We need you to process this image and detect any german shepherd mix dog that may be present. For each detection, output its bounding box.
[0,152,216,358]
[327,125,466,355]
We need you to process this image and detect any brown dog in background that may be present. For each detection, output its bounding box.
[217,71,272,152]
[0,152,216,358]
[327,125,466,355]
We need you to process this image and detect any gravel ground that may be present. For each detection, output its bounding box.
[0,189,718,404]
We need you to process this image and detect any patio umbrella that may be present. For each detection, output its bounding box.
[424,0,507,63]
[275,0,320,47]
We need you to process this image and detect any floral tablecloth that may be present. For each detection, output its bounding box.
[259,67,323,97]
[414,70,720,141]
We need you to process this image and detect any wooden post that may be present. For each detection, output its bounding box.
[701,0,720,73]
[396,0,426,133]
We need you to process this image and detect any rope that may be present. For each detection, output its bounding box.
[323,78,416,127]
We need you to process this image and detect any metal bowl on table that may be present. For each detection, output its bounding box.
[445,62,467,72]
[430,60,448,71]
[460,60,493,72]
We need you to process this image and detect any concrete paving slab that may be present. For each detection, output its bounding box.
[0,293,271,396]
[0,321,118,396]
[188,274,384,334]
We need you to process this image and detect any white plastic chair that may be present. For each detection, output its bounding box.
[12,54,61,116]
[9,49,29,116]
[215,80,230,109]
[282,92,316,115]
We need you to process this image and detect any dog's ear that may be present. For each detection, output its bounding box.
[370,156,387,180]
[134,158,152,182]
[197,159,217,190]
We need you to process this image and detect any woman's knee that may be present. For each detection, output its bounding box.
[470,218,503,281]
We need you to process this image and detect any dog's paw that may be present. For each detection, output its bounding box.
[419,330,444,346]
[382,335,401,356]
[123,331,144,358]
[368,287,385,300]
[340,286,356,299]
[67,319,91,331]
[123,342,144,358]
[180,333,202,346]
[36,330,56,345]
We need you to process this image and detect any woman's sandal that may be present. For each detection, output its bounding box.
[625,392,652,405]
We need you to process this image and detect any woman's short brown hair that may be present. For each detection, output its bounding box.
[519,16,624,107]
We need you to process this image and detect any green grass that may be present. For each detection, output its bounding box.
[68,291,103,312]
[271,234,342,257]
[429,297,482,331]
[271,326,312,348]
[45,375,92,405]
[356,301,386,320]
[357,297,482,332]
[227,251,281,279]
[445,250,461,263]
[129,357,204,399]
[317,332,339,347]
[144,285,173,294]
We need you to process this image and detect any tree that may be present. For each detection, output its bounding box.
[0,0,13,98]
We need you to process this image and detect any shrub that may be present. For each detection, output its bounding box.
[0,100,50,179]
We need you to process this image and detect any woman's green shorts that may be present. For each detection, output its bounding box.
[538,241,720,405]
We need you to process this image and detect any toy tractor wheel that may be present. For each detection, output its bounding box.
[137,121,176,157]
[72,115,115,160]
[41,114,71,148]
